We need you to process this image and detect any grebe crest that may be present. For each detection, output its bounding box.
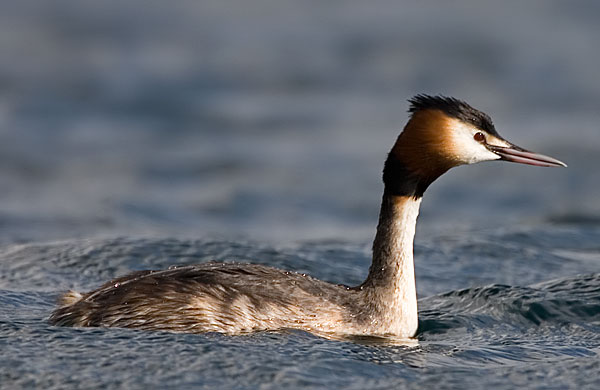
[49,95,566,339]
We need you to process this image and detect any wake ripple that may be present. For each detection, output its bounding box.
[419,273,600,335]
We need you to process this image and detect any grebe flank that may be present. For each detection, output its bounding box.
[49,95,566,338]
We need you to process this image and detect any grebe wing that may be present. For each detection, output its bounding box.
[80,262,349,307]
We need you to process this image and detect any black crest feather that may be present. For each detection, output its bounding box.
[408,94,499,136]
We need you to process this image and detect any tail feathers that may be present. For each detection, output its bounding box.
[49,290,86,326]
[57,290,83,307]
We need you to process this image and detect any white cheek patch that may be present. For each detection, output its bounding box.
[448,121,501,164]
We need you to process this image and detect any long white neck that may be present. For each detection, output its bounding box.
[360,193,421,337]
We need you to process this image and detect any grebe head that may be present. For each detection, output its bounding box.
[384,95,566,197]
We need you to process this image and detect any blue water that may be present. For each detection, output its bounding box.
[1,1,600,389]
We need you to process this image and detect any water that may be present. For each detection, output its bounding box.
[2,234,600,388]
[1,1,600,389]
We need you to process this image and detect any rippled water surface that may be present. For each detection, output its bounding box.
[1,1,600,389]
[2,233,600,389]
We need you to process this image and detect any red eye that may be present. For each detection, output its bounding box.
[473,132,486,142]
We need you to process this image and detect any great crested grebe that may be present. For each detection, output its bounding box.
[50,95,566,338]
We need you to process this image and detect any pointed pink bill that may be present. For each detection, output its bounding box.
[488,144,567,168]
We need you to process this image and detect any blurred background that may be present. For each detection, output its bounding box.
[0,0,598,245]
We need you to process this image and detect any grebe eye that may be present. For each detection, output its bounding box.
[473,132,486,142]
